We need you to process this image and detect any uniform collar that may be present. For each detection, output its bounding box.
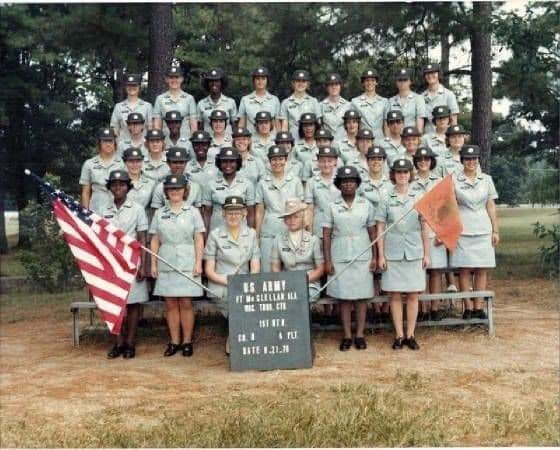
[249,91,272,100]
[164,90,188,99]
[424,85,445,96]
[322,96,347,105]
[289,93,311,102]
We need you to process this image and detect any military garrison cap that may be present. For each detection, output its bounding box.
[164,110,182,122]
[163,174,188,188]
[217,147,240,160]
[292,70,311,81]
[343,109,361,121]
[166,147,189,162]
[423,63,440,74]
[98,128,115,140]
[391,158,414,171]
[106,170,131,183]
[460,145,481,158]
[401,126,421,137]
[299,113,317,124]
[146,129,165,140]
[356,128,375,140]
[223,195,246,209]
[334,166,362,187]
[315,128,334,140]
[326,73,343,84]
[268,145,289,158]
[366,146,387,159]
[122,147,144,161]
[317,146,338,157]
[124,74,141,85]
[255,111,272,122]
[274,131,294,144]
[396,68,411,80]
[432,105,451,119]
[446,124,468,136]
[205,68,225,80]
[251,67,270,78]
[232,126,251,138]
[166,66,182,77]
[126,112,145,124]
[386,110,404,122]
[190,130,212,143]
[361,69,379,80]
[209,109,228,121]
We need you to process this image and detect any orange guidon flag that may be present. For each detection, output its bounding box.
[413,174,463,251]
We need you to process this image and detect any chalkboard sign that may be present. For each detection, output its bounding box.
[227,270,313,372]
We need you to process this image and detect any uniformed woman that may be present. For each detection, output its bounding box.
[271,198,324,299]
[104,170,149,359]
[143,129,170,183]
[337,109,361,164]
[150,174,206,357]
[323,166,376,351]
[110,73,152,142]
[302,129,341,182]
[376,159,430,350]
[251,111,276,164]
[202,147,256,233]
[294,113,319,167]
[388,68,427,133]
[272,132,304,179]
[422,105,451,157]
[410,147,445,321]
[359,146,392,321]
[279,70,321,139]
[207,109,233,163]
[320,73,351,142]
[256,145,305,272]
[117,112,147,157]
[204,195,261,355]
[401,126,423,164]
[150,147,202,212]
[351,69,389,141]
[153,66,198,140]
[439,124,468,176]
[381,110,406,166]
[422,63,459,134]
[197,68,237,134]
[79,128,124,214]
[122,147,156,210]
[232,126,265,186]
[237,67,281,133]
[450,145,499,320]
[185,130,219,185]
[164,110,192,154]
[347,128,375,179]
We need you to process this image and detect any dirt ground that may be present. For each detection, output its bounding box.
[0,278,558,445]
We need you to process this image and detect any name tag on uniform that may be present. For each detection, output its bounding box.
[268,186,276,191]
[164,101,173,105]
[222,245,232,249]
[281,247,291,252]
[104,214,114,219]
[216,186,225,190]
[93,164,103,169]
[204,105,213,110]
[337,208,346,213]
[288,104,297,109]
[364,187,373,192]
[161,215,171,219]
[191,168,200,173]
[389,202,399,207]
[460,186,471,190]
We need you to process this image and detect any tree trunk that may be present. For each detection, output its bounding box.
[440,33,450,86]
[470,2,493,172]
[148,4,175,104]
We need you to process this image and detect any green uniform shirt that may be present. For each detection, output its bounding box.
[143,154,170,183]
[422,85,459,134]
[79,155,125,214]
[387,92,427,128]
[320,96,352,142]
[128,174,156,209]
[197,94,237,134]
[304,174,341,237]
[453,172,498,236]
[251,134,275,164]
[351,93,390,141]
[153,90,197,139]
[279,94,321,139]
[238,91,281,133]
[150,180,202,210]
[185,159,219,186]
[110,98,153,141]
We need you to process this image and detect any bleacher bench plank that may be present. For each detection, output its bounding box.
[70,291,495,346]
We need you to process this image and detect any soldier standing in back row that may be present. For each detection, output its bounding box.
[320,73,352,142]
[197,68,237,134]
[153,66,198,140]
[422,63,459,134]
[351,69,389,141]
[110,73,152,142]
[388,68,427,133]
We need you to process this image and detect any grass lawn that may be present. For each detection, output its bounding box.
[0,252,26,277]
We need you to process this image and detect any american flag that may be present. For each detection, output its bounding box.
[27,170,141,335]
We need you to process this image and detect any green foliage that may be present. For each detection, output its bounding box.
[532,221,560,277]
[17,175,82,292]
[490,154,527,206]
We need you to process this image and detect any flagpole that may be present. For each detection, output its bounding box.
[311,206,417,300]
[141,245,222,298]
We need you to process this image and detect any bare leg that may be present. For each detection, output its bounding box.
[165,298,181,344]
[355,301,368,338]
[429,269,443,311]
[178,298,195,343]
[390,293,404,338]
[459,269,473,311]
[473,269,487,310]
[340,302,353,339]
[125,304,141,346]
[406,293,419,337]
